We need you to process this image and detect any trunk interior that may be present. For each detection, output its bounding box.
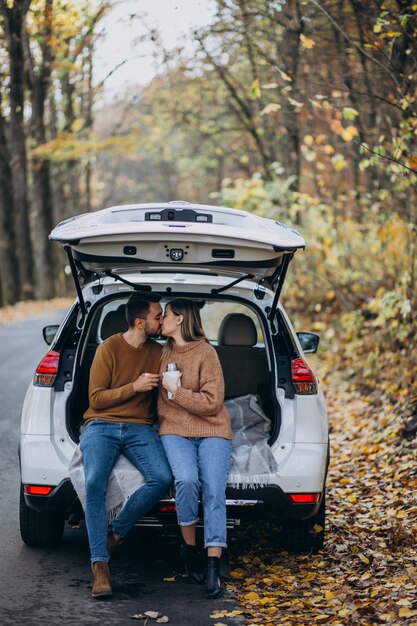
[65,295,281,443]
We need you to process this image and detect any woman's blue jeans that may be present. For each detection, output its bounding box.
[80,421,172,563]
[161,435,232,548]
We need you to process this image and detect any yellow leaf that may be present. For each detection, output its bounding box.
[408,155,417,169]
[341,125,359,141]
[399,608,417,617]
[163,576,176,582]
[300,34,316,49]
[260,103,281,116]
[331,154,347,171]
[278,69,292,82]
[71,118,83,133]
[325,591,335,601]
[250,78,262,99]
[311,523,324,534]
[358,553,370,564]
[245,591,260,601]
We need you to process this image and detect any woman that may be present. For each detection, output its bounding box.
[158,299,232,599]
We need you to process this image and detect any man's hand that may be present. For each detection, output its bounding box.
[132,373,160,393]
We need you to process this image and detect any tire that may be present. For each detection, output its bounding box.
[19,486,65,547]
[280,491,326,554]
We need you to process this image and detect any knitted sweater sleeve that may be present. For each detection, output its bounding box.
[88,343,136,410]
[171,348,225,417]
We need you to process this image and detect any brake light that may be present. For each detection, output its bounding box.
[158,504,177,513]
[289,493,320,503]
[24,485,54,496]
[291,357,318,394]
[33,350,60,387]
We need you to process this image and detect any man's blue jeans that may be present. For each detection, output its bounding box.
[80,421,172,563]
[161,435,232,548]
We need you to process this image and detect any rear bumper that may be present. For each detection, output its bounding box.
[22,478,323,524]
[23,479,79,516]
[225,485,322,521]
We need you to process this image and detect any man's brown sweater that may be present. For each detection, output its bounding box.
[158,339,232,439]
[84,333,162,424]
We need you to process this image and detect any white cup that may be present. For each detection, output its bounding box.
[164,370,181,399]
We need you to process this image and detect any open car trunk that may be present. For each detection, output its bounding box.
[64,294,282,446]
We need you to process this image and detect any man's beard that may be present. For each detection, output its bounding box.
[144,322,161,338]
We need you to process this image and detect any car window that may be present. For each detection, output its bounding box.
[95,298,128,343]
[94,297,264,346]
[186,300,264,345]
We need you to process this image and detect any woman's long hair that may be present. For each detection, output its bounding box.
[161,299,208,359]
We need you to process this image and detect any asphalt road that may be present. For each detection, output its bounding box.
[0,311,244,626]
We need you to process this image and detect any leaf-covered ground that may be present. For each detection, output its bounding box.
[2,300,416,624]
[0,298,72,325]
[222,381,417,626]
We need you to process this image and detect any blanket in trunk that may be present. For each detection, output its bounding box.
[69,394,278,520]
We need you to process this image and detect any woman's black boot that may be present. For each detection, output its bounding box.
[181,543,206,584]
[205,556,223,599]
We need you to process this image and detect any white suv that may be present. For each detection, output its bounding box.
[19,201,329,553]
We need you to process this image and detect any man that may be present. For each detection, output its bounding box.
[80,292,172,598]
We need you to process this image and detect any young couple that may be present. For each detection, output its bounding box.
[80,293,232,600]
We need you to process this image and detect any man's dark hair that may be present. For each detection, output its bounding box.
[125,292,161,328]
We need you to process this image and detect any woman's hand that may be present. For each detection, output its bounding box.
[133,373,160,392]
[162,371,181,394]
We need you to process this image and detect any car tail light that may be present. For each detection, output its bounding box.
[289,493,320,503]
[158,504,176,513]
[33,350,60,387]
[291,357,318,394]
[24,485,54,496]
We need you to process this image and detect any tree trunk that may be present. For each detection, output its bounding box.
[24,0,57,299]
[0,89,21,305]
[1,1,35,299]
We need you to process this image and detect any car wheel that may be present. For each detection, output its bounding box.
[280,491,326,554]
[19,486,65,547]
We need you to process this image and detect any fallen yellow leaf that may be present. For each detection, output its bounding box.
[358,553,370,564]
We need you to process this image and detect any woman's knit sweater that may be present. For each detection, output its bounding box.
[157,339,232,439]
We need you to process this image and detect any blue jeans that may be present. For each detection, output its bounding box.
[80,421,172,563]
[161,436,232,548]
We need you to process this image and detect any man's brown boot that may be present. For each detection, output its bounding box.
[91,561,112,598]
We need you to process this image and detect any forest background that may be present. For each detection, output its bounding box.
[0,0,416,430]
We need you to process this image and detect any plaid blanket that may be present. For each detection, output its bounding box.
[226,394,278,488]
[69,394,277,520]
